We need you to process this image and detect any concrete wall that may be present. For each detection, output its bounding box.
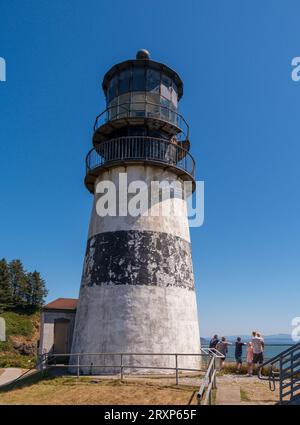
[39,310,76,355]
[71,165,201,373]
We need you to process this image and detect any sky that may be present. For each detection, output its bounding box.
[1,0,300,337]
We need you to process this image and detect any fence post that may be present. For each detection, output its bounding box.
[290,352,294,400]
[120,354,123,381]
[213,357,217,389]
[209,364,212,405]
[175,354,179,385]
[279,355,283,405]
[77,354,80,379]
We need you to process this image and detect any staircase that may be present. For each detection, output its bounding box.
[258,342,300,404]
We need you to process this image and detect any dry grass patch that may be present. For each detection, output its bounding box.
[0,376,198,405]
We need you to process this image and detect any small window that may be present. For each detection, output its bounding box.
[119,69,131,95]
[160,96,170,121]
[132,67,146,91]
[108,75,118,102]
[131,92,146,103]
[131,92,146,117]
[146,69,160,93]
[170,81,178,108]
[161,74,171,100]
[108,98,118,120]
[146,92,160,118]
[118,93,131,117]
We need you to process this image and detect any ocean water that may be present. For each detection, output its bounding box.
[204,344,293,361]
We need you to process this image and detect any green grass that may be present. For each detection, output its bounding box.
[0,310,38,368]
[218,363,274,377]
[0,352,36,368]
[1,311,34,337]
[240,388,251,401]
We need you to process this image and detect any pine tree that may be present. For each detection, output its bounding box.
[0,258,12,312]
[8,259,28,307]
[27,270,48,309]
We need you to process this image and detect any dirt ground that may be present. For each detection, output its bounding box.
[0,376,199,405]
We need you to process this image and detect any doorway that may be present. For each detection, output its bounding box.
[53,318,70,355]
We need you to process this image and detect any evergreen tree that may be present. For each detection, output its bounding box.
[27,270,48,309]
[0,258,12,311]
[1,258,48,311]
[8,259,28,307]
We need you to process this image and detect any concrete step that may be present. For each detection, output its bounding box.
[216,383,241,405]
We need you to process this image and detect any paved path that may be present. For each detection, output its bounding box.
[0,368,23,386]
[216,383,241,405]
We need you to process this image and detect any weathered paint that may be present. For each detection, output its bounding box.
[71,164,200,373]
[71,285,200,373]
[81,230,194,290]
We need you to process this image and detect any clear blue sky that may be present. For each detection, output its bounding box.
[1,0,300,337]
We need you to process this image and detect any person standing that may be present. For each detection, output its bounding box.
[251,331,265,372]
[235,337,246,373]
[216,336,232,369]
[247,341,254,376]
[209,334,219,350]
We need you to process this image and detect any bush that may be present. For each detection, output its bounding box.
[219,362,276,377]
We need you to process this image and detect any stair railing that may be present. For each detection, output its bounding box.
[258,342,300,404]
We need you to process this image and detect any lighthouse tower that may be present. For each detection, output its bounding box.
[71,50,200,373]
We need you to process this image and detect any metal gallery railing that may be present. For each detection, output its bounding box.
[86,136,195,178]
[258,342,300,404]
[93,102,190,141]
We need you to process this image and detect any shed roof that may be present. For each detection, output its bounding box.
[43,298,78,311]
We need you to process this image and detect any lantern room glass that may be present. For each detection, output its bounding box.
[106,67,179,125]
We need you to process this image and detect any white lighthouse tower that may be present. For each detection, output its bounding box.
[71,50,200,373]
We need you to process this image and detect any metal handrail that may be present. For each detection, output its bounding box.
[86,136,195,178]
[38,350,221,404]
[93,101,190,141]
[258,341,300,404]
[197,349,224,405]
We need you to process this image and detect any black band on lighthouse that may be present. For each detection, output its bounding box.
[81,230,195,290]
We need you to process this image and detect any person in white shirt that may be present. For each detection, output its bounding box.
[251,330,265,370]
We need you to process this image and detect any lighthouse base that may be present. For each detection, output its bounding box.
[70,285,201,375]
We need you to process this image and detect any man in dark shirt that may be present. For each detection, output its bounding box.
[209,334,219,350]
[235,337,246,373]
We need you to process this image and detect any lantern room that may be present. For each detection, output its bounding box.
[93,50,189,145]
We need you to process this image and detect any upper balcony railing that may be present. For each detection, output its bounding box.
[93,102,190,142]
[85,136,195,180]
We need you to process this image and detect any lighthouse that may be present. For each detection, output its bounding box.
[70,50,201,373]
